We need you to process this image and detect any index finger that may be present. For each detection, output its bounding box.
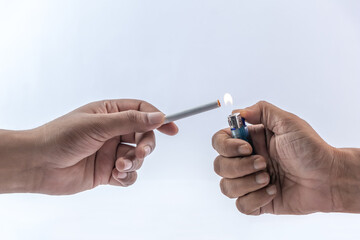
[212,128,252,157]
[77,99,179,136]
[134,100,179,136]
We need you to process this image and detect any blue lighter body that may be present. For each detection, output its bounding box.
[228,113,250,142]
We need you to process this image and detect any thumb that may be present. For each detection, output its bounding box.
[234,101,297,134]
[95,110,165,138]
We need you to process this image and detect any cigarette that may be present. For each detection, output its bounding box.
[164,100,221,124]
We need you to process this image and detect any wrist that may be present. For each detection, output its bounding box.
[0,129,43,193]
[331,147,360,213]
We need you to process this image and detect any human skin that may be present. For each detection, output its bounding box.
[212,101,360,215]
[0,99,178,195]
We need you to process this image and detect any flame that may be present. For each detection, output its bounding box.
[223,93,233,106]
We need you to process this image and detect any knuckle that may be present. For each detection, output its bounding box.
[220,178,232,198]
[257,100,269,107]
[211,132,219,149]
[217,142,229,156]
[212,130,233,156]
[102,100,115,113]
[98,100,123,114]
[138,100,150,110]
[126,110,140,122]
[231,159,246,176]
[213,156,222,175]
[216,156,242,178]
[88,115,111,140]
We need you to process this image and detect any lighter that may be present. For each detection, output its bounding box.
[228,112,250,142]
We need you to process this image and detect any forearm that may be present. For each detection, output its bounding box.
[0,129,41,193]
[332,148,360,213]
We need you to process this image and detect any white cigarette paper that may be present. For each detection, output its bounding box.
[164,100,221,124]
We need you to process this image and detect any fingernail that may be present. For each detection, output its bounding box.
[117,172,127,179]
[255,172,269,184]
[147,112,164,124]
[144,145,152,157]
[238,145,251,155]
[254,158,266,170]
[266,185,277,195]
[122,159,133,171]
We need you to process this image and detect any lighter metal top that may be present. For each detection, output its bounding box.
[228,112,245,129]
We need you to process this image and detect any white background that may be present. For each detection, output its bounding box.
[1,0,360,239]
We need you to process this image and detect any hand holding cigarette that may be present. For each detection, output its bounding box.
[0,99,178,195]
[212,101,360,215]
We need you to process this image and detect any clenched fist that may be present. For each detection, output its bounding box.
[212,101,360,215]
